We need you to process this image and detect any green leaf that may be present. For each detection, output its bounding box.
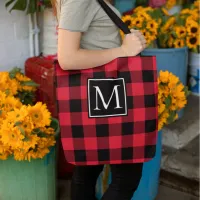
[171,31,177,38]
[5,0,15,8]
[15,121,22,126]
[21,80,39,87]
[32,128,41,134]
[0,110,2,116]
[165,96,172,109]
[9,67,22,79]
[5,89,10,96]
[167,111,176,124]
[184,86,191,97]
[10,0,27,12]
[176,17,186,26]
[23,137,30,142]
[18,127,25,135]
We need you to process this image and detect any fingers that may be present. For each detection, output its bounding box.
[130,29,146,48]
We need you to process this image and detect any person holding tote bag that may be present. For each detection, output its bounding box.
[52,0,158,199]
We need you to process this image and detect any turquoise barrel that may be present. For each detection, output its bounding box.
[0,119,60,200]
[142,47,188,117]
[115,0,136,13]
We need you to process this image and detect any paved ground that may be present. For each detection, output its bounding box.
[58,180,199,200]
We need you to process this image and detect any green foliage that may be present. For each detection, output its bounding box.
[167,110,176,124]
[165,95,172,109]
[16,91,36,106]
[5,0,52,14]
[9,67,22,79]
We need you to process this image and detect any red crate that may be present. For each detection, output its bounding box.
[25,56,74,178]
[25,56,57,118]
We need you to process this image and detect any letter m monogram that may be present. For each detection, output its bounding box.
[88,78,127,118]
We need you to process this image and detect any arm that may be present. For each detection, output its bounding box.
[57,29,124,70]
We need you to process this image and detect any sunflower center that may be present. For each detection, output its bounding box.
[125,20,131,26]
[180,30,185,34]
[190,37,197,44]
[34,114,39,118]
[150,23,154,28]
[191,27,197,33]
[16,114,20,118]
[136,20,140,24]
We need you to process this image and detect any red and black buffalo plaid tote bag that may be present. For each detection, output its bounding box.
[55,0,158,166]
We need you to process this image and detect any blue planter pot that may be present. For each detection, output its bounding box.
[96,131,162,200]
[115,0,136,13]
[142,47,188,118]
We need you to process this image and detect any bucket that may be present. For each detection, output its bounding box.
[141,47,188,117]
[0,119,60,200]
[188,52,200,96]
[96,131,162,200]
[115,0,136,13]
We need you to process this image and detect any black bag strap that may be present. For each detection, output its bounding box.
[97,0,131,34]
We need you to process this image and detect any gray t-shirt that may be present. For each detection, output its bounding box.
[58,0,122,50]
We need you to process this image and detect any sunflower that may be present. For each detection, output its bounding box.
[168,74,180,89]
[174,39,185,48]
[0,72,9,83]
[132,17,143,28]
[194,0,200,10]
[27,102,51,127]
[162,8,171,16]
[37,137,55,149]
[6,106,28,122]
[22,135,39,151]
[0,91,6,101]
[40,127,55,135]
[180,8,192,15]
[3,96,22,112]
[159,70,170,83]
[0,123,24,148]
[20,119,34,134]
[22,85,36,92]
[168,35,174,47]
[15,73,31,82]
[0,151,10,160]
[166,0,176,9]
[13,149,26,161]
[177,99,187,110]
[146,20,158,33]
[190,9,199,20]
[158,119,164,131]
[138,11,151,20]
[28,147,50,160]
[187,22,199,36]
[158,103,166,115]
[141,30,153,45]
[186,36,198,49]
[166,17,176,27]
[134,6,144,13]
[122,15,134,28]
[175,26,186,38]
[161,17,176,33]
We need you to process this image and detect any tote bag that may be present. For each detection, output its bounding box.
[55,0,158,166]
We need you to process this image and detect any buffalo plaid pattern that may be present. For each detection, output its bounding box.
[55,56,158,166]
